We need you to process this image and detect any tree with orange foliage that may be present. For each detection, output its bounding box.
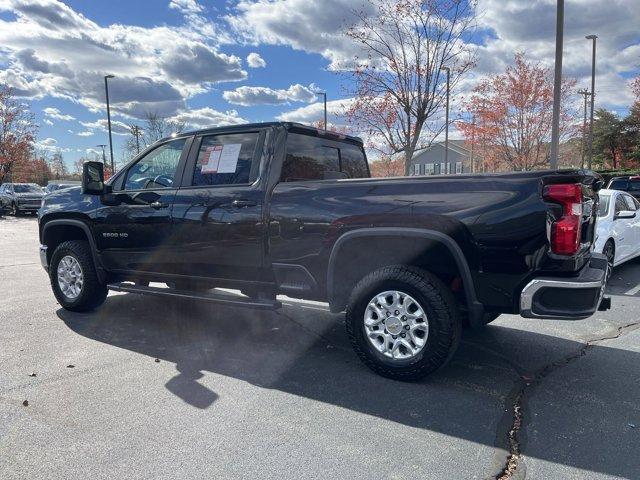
[458,53,577,172]
[0,85,37,183]
[369,155,404,177]
[344,0,476,175]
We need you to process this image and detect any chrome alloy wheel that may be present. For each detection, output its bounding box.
[364,290,429,360]
[57,255,84,300]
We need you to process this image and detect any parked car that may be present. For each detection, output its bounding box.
[594,189,640,273]
[0,182,45,215]
[606,176,640,199]
[44,183,79,195]
[38,122,610,380]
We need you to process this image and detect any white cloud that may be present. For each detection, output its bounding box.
[276,98,354,123]
[228,0,373,70]
[77,130,94,137]
[170,107,247,129]
[0,0,246,119]
[80,119,131,135]
[43,107,74,121]
[246,52,266,68]
[42,118,53,125]
[223,84,317,106]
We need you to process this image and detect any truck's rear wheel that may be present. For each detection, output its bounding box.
[345,266,461,381]
[50,240,108,312]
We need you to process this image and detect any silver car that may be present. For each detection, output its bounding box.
[0,183,45,215]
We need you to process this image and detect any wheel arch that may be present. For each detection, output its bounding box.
[327,228,484,324]
[41,218,106,283]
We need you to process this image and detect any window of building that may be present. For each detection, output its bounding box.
[455,162,463,174]
[192,132,260,186]
[425,163,435,175]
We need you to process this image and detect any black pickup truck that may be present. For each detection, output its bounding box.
[38,122,610,380]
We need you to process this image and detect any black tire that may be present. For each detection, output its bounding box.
[603,240,615,281]
[50,240,108,312]
[345,265,461,381]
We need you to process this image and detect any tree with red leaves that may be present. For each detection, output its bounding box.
[369,155,405,177]
[345,0,476,175]
[458,53,577,172]
[0,85,37,183]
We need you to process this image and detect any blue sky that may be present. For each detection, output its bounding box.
[0,0,638,169]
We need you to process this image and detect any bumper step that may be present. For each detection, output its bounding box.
[107,283,281,310]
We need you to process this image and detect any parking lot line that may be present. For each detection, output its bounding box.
[624,283,640,296]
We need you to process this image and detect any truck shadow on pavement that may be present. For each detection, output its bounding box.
[57,293,639,479]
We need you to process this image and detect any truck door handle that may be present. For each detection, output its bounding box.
[150,201,167,209]
[232,199,257,208]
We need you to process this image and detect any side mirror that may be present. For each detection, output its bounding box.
[615,210,636,220]
[82,161,105,195]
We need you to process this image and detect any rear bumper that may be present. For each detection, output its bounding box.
[520,254,609,319]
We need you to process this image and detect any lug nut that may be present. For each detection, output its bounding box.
[401,316,406,320]
[394,310,399,315]
[392,335,397,339]
[386,311,391,317]
[401,333,406,338]
[404,325,410,330]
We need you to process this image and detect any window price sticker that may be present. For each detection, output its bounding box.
[200,144,241,174]
[201,145,223,173]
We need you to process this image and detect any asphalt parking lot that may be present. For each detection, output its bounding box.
[0,216,638,480]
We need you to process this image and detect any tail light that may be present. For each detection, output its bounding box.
[543,183,583,255]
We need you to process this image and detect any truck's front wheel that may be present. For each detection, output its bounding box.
[50,240,108,312]
[345,266,461,381]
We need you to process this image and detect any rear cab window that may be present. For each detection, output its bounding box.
[281,132,369,182]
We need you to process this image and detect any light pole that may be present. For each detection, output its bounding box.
[441,66,450,174]
[104,74,115,173]
[577,89,590,168]
[549,0,564,170]
[586,34,597,169]
[96,144,107,164]
[318,92,327,130]
[131,125,142,154]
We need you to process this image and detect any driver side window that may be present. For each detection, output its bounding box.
[124,138,186,191]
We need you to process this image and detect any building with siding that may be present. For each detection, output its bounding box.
[409,140,475,175]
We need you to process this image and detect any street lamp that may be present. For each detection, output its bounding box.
[104,74,115,174]
[96,144,107,164]
[441,66,450,174]
[586,34,598,169]
[317,92,327,131]
[549,0,564,170]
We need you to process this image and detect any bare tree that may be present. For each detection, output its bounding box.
[344,0,477,174]
[0,85,37,183]
[123,112,185,160]
[49,150,67,179]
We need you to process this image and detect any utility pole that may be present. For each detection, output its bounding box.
[470,113,475,173]
[578,89,590,169]
[549,0,564,170]
[317,92,327,131]
[586,34,598,169]
[104,74,115,174]
[131,125,142,154]
[441,66,451,174]
[96,144,107,165]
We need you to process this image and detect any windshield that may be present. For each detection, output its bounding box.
[13,184,42,193]
[609,179,628,190]
[629,180,640,191]
[598,195,611,217]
